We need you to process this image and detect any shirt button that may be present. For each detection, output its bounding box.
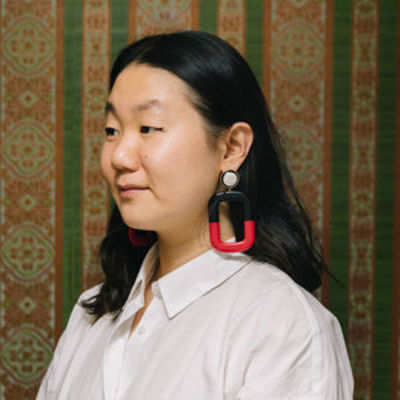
[138,326,146,335]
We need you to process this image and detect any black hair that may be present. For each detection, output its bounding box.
[82,30,326,318]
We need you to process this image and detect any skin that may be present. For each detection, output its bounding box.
[101,64,253,335]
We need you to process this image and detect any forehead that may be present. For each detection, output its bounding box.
[107,63,193,109]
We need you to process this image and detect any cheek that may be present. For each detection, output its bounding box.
[148,136,216,178]
[146,136,219,206]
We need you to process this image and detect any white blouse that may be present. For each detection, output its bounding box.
[37,244,354,400]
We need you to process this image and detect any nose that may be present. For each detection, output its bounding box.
[111,132,141,172]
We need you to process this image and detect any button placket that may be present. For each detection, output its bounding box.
[102,285,145,400]
[130,293,162,340]
[103,324,130,400]
[114,294,167,398]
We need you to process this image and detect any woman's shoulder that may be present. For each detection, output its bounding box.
[77,282,103,303]
[220,259,354,396]
[63,283,104,329]
[229,258,353,391]
[231,258,339,334]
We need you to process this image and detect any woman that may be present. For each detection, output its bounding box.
[37,31,353,399]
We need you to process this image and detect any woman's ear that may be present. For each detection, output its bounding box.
[218,122,254,171]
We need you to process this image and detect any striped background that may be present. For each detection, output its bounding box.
[0,0,398,398]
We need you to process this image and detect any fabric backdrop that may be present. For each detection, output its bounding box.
[0,0,399,399]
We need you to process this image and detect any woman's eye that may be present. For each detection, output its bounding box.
[140,126,163,134]
[105,127,118,136]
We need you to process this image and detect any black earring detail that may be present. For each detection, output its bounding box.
[208,170,255,252]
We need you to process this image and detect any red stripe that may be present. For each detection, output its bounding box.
[128,0,136,43]
[192,0,199,30]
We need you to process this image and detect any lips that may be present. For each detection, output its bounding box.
[117,183,148,197]
[117,183,147,191]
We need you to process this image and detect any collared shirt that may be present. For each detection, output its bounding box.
[37,244,354,400]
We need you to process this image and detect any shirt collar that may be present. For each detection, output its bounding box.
[137,241,252,319]
[125,244,159,304]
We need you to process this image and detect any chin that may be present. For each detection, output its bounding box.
[120,215,154,231]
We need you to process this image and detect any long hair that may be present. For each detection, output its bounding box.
[82,31,326,318]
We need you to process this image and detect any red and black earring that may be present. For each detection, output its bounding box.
[208,170,255,252]
[128,227,156,247]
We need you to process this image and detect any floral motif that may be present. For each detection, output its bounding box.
[2,123,54,177]
[2,226,54,281]
[273,21,323,78]
[2,18,54,73]
[1,326,52,382]
[136,1,192,38]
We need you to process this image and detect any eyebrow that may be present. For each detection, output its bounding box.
[104,101,115,115]
[105,99,164,116]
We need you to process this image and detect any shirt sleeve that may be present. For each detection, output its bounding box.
[224,282,354,400]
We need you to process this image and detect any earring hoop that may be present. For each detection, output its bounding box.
[128,228,155,247]
[208,170,255,252]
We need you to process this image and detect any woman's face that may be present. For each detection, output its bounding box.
[101,63,223,235]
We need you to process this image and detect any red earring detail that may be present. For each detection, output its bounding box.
[208,170,255,253]
[128,227,155,247]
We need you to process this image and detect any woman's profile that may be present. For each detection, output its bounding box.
[37,30,353,399]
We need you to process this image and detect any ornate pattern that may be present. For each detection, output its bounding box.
[218,0,245,54]
[2,18,54,73]
[348,1,378,397]
[2,226,54,281]
[0,0,60,397]
[0,2,398,399]
[266,1,330,303]
[134,0,195,40]
[2,326,53,382]
[2,122,53,176]
[269,1,327,232]
[81,0,110,289]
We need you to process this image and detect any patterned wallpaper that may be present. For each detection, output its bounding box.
[0,0,399,399]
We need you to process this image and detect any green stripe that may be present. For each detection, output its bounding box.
[111,0,129,62]
[199,0,217,35]
[373,1,398,397]
[329,0,352,339]
[245,0,264,84]
[63,0,83,326]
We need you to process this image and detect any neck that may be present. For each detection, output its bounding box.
[153,206,235,281]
